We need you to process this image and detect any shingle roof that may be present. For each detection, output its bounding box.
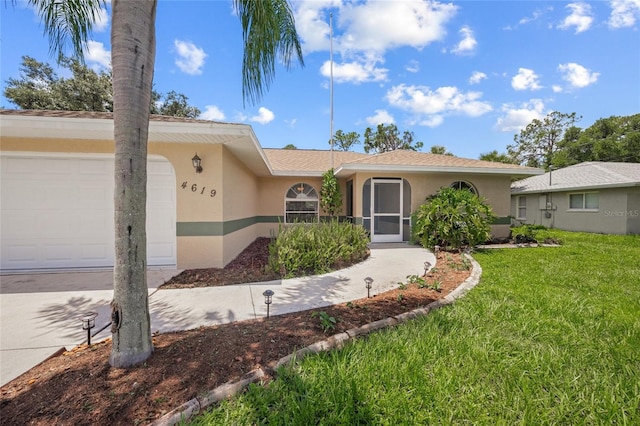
[1,109,543,178]
[343,149,535,170]
[0,108,237,125]
[263,149,367,174]
[511,162,640,193]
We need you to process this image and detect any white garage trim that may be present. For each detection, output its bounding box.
[1,152,176,272]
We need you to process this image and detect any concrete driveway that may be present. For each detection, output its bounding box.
[0,269,181,386]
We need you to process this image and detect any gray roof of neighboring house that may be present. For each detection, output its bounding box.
[511,162,640,194]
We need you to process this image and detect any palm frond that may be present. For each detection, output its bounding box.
[28,0,106,61]
[234,0,304,106]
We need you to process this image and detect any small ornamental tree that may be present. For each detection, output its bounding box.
[320,168,342,217]
[411,187,496,250]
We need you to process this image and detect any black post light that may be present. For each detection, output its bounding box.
[263,289,274,319]
[192,153,203,173]
[365,277,373,298]
[424,261,432,276]
[81,312,98,346]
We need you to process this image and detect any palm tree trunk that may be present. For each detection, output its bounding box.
[109,0,157,368]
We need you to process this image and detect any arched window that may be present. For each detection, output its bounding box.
[285,183,319,223]
[450,180,477,194]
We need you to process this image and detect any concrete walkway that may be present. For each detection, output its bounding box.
[0,243,434,386]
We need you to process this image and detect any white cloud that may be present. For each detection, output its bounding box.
[284,118,298,128]
[84,40,110,70]
[504,7,553,30]
[173,40,207,75]
[337,0,458,54]
[552,85,563,93]
[385,84,492,126]
[200,106,226,121]
[366,109,395,125]
[320,58,388,84]
[558,2,594,33]
[451,26,477,55]
[558,62,599,88]
[495,99,546,132]
[511,68,542,91]
[469,71,487,85]
[91,6,110,32]
[295,0,457,55]
[608,0,640,28]
[419,115,444,127]
[405,60,420,73]
[250,107,275,124]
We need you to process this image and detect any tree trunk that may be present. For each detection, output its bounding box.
[109,0,157,368]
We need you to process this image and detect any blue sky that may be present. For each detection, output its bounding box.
[1,0,639,159]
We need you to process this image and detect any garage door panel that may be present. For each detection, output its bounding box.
[78,243,113,262]
[4,243,38,264]
[1,155,176,271]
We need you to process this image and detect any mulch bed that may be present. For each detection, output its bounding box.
[0,239,471,425]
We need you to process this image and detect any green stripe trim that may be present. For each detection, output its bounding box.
[492,216,511,225]
[177,216,283,237]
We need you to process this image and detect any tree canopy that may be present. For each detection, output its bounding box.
[478,150,517,164]
[4,55,200,118]
[429,145,454,156]
[363,123,424,154]
[553,114,640,166]
[507,112,639,169]
[330,130,360,151]
[507,111,581,170]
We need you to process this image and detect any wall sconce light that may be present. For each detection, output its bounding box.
[365,277,373,298]
[192,153,203,173]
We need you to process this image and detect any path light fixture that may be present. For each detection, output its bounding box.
[365,277,373,298]
[81,312,98,346]
[424,261,432,276]
[263,289,274,319]
[434,245,440,254]
[192,153,203,173]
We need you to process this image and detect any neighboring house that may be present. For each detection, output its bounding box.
[1,109,542,272]
[511,162,640,235]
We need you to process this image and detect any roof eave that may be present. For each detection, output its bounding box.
[0,113,274,176]
[335,163,543,177]
[511,181,640,194]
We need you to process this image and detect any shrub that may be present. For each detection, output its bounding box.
[411,187,496,250]
[268,220,369,278]
[320,168,342,217]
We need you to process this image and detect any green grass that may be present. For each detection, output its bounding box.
[192,232,640,425]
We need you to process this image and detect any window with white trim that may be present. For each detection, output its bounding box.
[450,180,477,194]
[517,195,527,220]
[569,192,599,210]
[285,183,319,223]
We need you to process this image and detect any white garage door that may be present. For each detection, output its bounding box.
[1,153,176,271]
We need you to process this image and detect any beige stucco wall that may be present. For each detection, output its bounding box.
[511,187,639,235]
[349,172,513,239]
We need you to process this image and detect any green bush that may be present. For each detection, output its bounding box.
[411,187,496,250]
[511,224,563,245]
[268,220,369,278]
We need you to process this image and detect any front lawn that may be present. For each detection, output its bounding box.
[194,231,640,424]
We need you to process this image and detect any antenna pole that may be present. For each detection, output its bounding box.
[330,12,334,170]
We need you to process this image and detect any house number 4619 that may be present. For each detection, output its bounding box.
[181,181,217,197]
